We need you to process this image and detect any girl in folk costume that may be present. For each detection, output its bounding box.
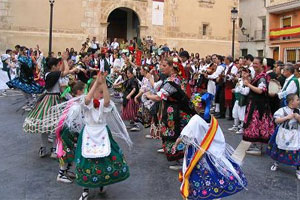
[172,115,247,200]
[121,67,140,131]
[267,94,300,180]
[228,68,251,135]
[55,80,86,184]
[7,46,44,109]
[243,57,275,155]
[23,52,77,158]
[145,57,195,168]
[135,66,155,129]
[75,73,132,200]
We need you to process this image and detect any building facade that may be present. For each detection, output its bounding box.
[266,0,300,63]
[0,0,238,57]
[239,0,267,58]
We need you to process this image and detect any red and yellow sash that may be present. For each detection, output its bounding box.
[179,117,219,199]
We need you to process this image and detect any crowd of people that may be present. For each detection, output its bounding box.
[0,36,300,200]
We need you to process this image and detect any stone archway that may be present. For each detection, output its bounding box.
[107,7,140,42]
[99,1,148,42]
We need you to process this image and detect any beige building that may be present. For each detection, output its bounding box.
[0,0,238,57]
[266,0,300,62]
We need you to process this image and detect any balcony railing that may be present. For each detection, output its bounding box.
[266,0,299,7]
[270,25,300,40]
[254,30,266,41]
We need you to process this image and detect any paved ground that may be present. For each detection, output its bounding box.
[0,90,299,200]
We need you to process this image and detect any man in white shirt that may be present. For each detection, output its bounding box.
[90,37,99,53]
[270,63,299,106]
[208,55,225,118]
[223,56,238,120]
[111,38,119,50]
[245,54,255,79]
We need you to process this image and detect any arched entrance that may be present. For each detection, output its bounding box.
[107,7,140,42]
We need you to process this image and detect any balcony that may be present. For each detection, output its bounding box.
[266,0,300,13]
[254,30,266,41]
[266,0,298,7]
[270,25,300,41]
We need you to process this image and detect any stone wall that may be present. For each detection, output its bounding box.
[0,0,239,57]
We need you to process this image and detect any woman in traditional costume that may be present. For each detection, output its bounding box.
[135,66,155,129]
[7,46,44,108]
[145,57,195,168]
[243,57,275,155]
[172,115,247,199]
[23,52,76,158]
[266,93,300,180]
[121,67,140,131]
[75,72,132,200]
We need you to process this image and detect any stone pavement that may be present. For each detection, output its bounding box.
[0,92,299,200]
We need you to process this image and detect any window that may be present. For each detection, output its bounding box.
[262,18,266,39]
[282,16,291,40]
[203,24,209,36]
[282,17,291,28]
[241,49,248,57]
[258,50,264,57]
[286,49,296,64]
[298,49,300,62]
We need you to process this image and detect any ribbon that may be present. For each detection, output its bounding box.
[180,117,218,199]
[60,86,71,98]
[55,100,75,159]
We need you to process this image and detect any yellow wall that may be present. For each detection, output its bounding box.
[0,0,238,57]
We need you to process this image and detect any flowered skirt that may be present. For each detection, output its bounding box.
[136,103,151,128]
[23,94,61,134]
[187,148,247,200]
[75,127,130,188]
[121,98,139,121]
[266,127,300,166]
[243,102,274,143]
[7,77,44,94]
[59,127,79,165]
[161,109,192,162]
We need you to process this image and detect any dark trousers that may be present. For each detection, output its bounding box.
[219,85,226,117]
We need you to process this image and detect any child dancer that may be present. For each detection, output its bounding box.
[75,73,132,200]
[23,52,76,158]
[229,68,250,134]
[55,80,86,183]
[172,115,247,199]
[267,93,300,180]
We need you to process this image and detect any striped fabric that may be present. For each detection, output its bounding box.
[121,99,139,121]
[23,94,61,134]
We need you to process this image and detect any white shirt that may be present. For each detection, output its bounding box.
[90,41,98,49]
[207,65,224,95]
[248,63,255,79]
[111,42,119,50]
[278,75,297,99]
[225,63,238,81]
[99,59,105,72]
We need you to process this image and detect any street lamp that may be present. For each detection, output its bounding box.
[48,0,55,57]
[231,7,238,59]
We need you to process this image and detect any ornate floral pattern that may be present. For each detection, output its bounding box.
[267,127,300,166]
[76,128,129,188]
[186,147,247,200]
